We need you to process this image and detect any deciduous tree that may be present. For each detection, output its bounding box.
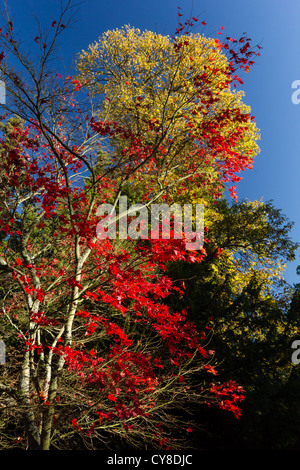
[0,2,260,450]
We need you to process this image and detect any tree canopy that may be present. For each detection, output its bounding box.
[0,1,299,452]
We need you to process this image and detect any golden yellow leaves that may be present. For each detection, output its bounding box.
[76,26,260,201]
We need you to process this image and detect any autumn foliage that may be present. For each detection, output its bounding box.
[0,3,261,450]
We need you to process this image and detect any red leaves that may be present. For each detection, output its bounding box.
[97,411,113,424]
[67,278,83,290]
[204,364,218,375]
[106,322,133,346]
[89,117,129,138]
[84,291,98,301]
[35,288,44,302]
[108,392,117,402]
[31,311,58,326]
[214,247,223,259]
[70,79,81,91]
[72,418,83,431]
[228,185,238,202]
[210,381,245,418]
[77,310,133,345]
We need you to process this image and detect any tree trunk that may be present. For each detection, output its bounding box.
[20,350,41,449]
[40,354,65,450]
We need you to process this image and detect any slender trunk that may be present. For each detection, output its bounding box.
[40,237,91,449]
[40,379,57,450]
[20,350,41,449]
[40,353,65,450]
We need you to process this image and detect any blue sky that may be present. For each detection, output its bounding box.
[6,0,300,285]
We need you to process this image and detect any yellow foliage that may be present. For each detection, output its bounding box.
[76,26,260,197]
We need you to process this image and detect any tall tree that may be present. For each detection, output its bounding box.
[0,3,261,449]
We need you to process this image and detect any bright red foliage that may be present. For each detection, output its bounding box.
[0,7,261,449]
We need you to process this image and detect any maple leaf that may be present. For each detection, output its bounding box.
[108,392,117,402]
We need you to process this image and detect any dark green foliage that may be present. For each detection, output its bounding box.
[166,199,300,449]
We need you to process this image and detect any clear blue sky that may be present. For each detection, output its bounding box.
[6,0,300,285]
